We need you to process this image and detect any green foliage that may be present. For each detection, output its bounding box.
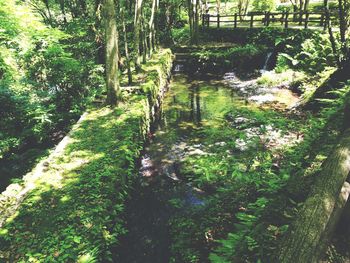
[207,85,349,262]
[0,49,173,262]
[189,44,266,72]
[276,33,337,74]
[252,0,276,11]
[0,0,105,181]
[171,26,191,45]
[257,70,306,86]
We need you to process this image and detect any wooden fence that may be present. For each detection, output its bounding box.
[202,11,337,29]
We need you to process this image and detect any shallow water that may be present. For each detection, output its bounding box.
[116,72,299,262]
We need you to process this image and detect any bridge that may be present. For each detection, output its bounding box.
[202,11,337,30]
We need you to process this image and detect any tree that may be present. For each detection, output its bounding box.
[277,127,350,263]
[237,0,250,19]
[277,98,350,263]
[338,0,350,65]
[148,0,158,54]
[121,6,133,84]
[323,0,349,68]
[134,0,143,71]
[104,0,120,105]
[188,0,199,44]
[252,0,275,11]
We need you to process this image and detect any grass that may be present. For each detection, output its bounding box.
[257,69,306,87]
[0,49,173,262]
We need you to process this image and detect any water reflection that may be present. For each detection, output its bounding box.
[119,73,252,262]
[189,83,202,124]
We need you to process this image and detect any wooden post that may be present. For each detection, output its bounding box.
[207,14,210,27]
[234,13,237,28]
[285,11,289,28]
[280,11,285,25]
[320,13,324,26]
[202,14,205,28]
[217,14,220,28]
[324,12,328,31]
[299,10,303,25]
[266,12,270,26]
[304,11,309,29]
[250,13,254,28]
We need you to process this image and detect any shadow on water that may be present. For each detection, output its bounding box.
[115,73,244,262]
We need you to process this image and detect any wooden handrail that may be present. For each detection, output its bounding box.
[202,10,336,29]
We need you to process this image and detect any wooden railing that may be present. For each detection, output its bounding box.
[202,11,337,29]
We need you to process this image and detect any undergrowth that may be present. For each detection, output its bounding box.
[0,49,172,262]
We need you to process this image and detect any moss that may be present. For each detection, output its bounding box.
[0,49,173,262]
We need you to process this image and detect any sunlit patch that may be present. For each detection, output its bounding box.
[60,195,70,203]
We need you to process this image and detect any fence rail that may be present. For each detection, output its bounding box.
[202,11,337,29]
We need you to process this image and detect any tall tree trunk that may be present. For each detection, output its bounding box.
[188,0,199,44]
[216,0,220,15]
[289,0,298,21]
[121,8,132,85]
[148,0,157,54]
[154,0,159,49]
[141,14,148,63]
[194,0,199,43]
[299,0,304,24]
[43,0,53,25]
[277,128,350,263]
[104,0,120,105]
[324,0,340,67]
[338,0,349,65]
[188,0,194,40]
[243,0,249,16]
[59,0,68,23]
[304,0,310,11]
[94,0,105,64]
[134,0,143,71]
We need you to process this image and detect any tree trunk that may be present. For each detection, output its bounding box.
[104,0,120,105]
[338,0,349,66]
[141,14,148,63]
[59,0,68,23]
[148,0,157,54]
[194,0,199,43]
[216,0,220,15]
[299,0,304,25]
[277,128,350,263]
[187,0,194,40]
[304,0,310,12]
[121,8,132,85]
[43,0,53,25]
[134,0,143,71]
[243,0,250,16]
[289,0,298,21]
[188,0,199,44]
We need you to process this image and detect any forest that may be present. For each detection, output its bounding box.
[0,0,350,262]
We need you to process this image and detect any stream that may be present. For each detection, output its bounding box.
[115,69,300,262]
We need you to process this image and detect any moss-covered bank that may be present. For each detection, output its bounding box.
[0,49,173,262]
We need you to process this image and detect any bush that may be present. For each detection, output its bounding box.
[252,0,276,11]
[276,32,337,74]
[0,0,105,172]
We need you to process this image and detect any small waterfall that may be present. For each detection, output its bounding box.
[260,52,273,73]
[174,64,184,73]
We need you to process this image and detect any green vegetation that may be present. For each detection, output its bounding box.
[0,0,104,188]
[1,0,350,262]
[0,49,172,261]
